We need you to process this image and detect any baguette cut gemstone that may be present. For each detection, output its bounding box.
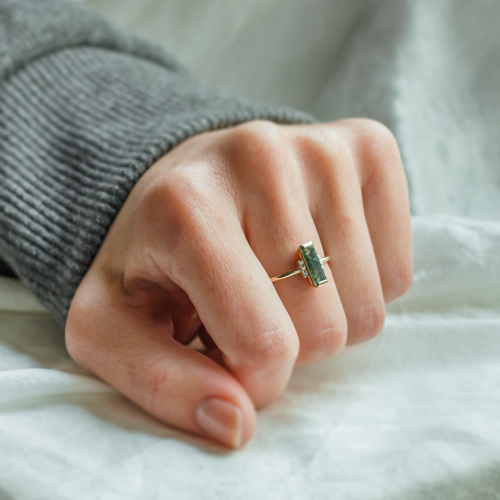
[299,242,327,287]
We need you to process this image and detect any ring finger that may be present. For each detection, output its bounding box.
[243,147,348,365]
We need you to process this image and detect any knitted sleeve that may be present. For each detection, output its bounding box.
[0,0,312,325]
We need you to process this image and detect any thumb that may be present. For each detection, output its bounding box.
[66,279,256,449]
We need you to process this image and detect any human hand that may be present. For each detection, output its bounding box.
[66,119,412,449]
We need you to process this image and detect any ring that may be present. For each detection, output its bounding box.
[271,241,329,288]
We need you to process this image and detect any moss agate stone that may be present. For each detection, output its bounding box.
[299,242,327,287]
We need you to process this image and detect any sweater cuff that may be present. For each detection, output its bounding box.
[0,46,313,325]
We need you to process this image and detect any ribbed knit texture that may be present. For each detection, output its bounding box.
[0,0,185,80]
[0,0,313,325]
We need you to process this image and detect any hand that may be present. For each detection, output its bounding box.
[66,119,412,448]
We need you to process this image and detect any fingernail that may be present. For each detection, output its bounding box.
[196,398,243,449]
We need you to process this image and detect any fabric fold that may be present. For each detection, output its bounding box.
[0,368,114,406]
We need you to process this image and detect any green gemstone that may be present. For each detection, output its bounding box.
[299,242,327,287]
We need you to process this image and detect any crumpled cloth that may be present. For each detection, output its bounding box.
[1,0,500,498]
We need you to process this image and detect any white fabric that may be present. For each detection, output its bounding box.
[2,1,500,498]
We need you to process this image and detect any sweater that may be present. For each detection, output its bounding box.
[0,0,312,325]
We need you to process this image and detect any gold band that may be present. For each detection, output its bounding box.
[271,257,330,282]
[271,242,330,288]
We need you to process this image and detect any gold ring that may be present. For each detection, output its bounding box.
[271,241,329,288]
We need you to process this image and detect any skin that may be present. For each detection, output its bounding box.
[66,119,413,449]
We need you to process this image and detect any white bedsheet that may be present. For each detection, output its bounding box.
[1,216,499,499]
[2,0,500,498]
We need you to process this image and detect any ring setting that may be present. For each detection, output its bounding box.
[271,242,329,287]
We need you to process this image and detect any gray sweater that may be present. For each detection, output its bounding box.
[0,0,311,325]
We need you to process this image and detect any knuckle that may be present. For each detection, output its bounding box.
[229,120,282,153]
[348,301,386,344]
[231,326,299,368]
[327,118,405,192]
[301,313,348,363]
[350,119,401,175]
[139,167,236,283]
[300,127,359,195]
[227,121,292,183]
[383,261,414,302]
[350,118,397,147]
[136,359,175,416]
[303,126,347,164]
[223,121,304,218]
[140,169,216,238]
[138,175,177,229]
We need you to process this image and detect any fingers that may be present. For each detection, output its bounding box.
[66,277,256,449]
[172,231,299,408]
[238,127,347,365]
[65,119,413,453]
[332,120,413,303]
[304,127,386,346]
[152,167,299,409]
[292,120,412,345]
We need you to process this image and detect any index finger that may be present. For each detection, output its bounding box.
[160,175,299,409]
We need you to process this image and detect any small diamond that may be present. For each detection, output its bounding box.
[298,260,304,266]
[301,265,306,271]
[302,271,308,277]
